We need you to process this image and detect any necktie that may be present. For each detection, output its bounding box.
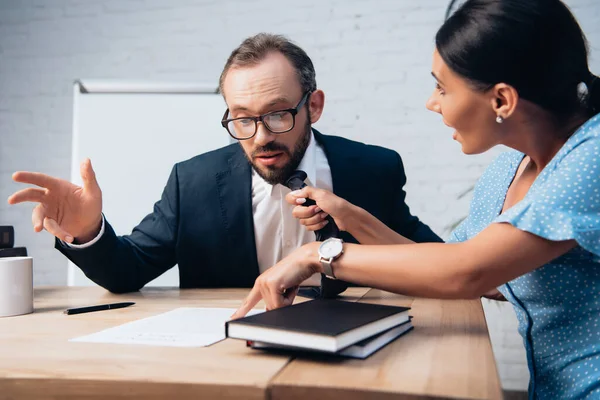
[284,171,349,298]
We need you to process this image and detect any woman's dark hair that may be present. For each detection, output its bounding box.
[436,0,600,121]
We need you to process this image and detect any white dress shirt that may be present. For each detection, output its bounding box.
[67,130,333,286]
[252,131,332,286]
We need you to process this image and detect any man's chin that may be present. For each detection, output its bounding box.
[252,164,290,185]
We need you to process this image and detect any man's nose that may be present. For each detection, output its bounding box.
[253,122,276,147]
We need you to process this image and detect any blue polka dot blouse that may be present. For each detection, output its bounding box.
[449,113,600,399]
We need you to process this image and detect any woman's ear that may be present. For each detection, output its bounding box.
[490,83,519,120]
[308,89,325,124]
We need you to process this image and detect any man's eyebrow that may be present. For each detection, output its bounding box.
[267,97,292,107]
[230,105,249,112]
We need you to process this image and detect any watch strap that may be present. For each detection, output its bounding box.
[319,257,336,279]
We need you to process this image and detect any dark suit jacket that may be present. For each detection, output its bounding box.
[57,130,441,293]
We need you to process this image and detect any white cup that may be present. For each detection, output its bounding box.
[0,256,33,317]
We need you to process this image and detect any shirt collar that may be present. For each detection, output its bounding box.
[296,129,317,187]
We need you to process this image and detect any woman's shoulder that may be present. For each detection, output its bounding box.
[537,113,600,181]
[559,112,600,159]
[576,112,600,137]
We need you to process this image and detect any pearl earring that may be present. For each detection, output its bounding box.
[496,116,504,124]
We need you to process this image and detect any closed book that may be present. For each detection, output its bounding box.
[250,320,414,359]
[226,299,410,352]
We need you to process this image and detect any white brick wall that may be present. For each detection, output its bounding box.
[1,0,599,392]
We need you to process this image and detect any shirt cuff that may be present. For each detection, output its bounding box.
[63,215,105,249]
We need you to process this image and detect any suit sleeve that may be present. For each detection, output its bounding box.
[389,152,443,243]
[56,165,180,293]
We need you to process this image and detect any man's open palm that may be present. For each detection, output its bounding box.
[7,159,103,243]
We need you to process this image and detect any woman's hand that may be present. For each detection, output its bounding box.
[231,243,321,319]
[286,186,413,245]
[285,187,355,232]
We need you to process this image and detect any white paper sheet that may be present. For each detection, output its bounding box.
[70,307,262,347]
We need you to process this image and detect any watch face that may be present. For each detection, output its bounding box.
[319,239,343,258]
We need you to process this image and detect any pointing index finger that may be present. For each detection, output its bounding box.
[231,285,263,319]
[12,172,58,190]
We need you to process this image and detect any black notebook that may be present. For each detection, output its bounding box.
[249,320,414,359]
[226,299,410,352]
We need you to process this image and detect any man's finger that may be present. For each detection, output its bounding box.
[32,204,46,232]
[81,158,101,195]
[12,172,57,189]
[231,284,263,319]
[43,217,74,243]
[7,188,46,205]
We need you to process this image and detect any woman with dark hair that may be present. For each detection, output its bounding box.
[233,0,600,397]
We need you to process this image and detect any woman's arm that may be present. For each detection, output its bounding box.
[346,205,416,245]
[233,222,575,317]
[331,223,575,298]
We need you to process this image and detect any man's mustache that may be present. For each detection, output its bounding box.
[251,143,290,158]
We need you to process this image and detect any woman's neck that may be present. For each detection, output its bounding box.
[503,108,585,173]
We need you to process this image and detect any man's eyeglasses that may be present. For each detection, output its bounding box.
[221,92,311,140]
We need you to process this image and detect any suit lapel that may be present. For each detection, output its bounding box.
[313,129,361,202]
[215,146,260,286]
[314,129,366,244]
[213,131,365,284]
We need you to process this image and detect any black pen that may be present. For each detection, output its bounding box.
[63,302,135,315]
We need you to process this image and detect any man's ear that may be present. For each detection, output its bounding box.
[308,90,325,124]
[489,83,518,120]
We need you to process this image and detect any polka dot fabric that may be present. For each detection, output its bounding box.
[449,113,600,399]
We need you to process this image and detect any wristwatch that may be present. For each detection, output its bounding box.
[318,238,344,279]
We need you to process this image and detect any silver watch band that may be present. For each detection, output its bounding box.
[319,257,336,279]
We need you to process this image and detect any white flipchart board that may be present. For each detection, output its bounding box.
[68,80,229,286]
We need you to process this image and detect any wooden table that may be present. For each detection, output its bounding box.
[272,290,503,400]
[0,287,502,400]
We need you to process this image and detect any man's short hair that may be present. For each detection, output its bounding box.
[219,33,317,96]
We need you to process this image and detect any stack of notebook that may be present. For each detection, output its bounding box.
[226,299,413,359]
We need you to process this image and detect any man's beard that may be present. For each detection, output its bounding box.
[245,120,311,185]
